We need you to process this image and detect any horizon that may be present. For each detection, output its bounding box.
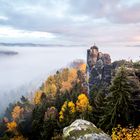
[0,42,140,48]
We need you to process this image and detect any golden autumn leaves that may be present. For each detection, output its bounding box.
[112,125,140,140]
[12,106,24,121]
[7,105,24,132]
[33,90,42,105]
[7,121,17,132]
[6,105,27,140]
[33,63,86,105]
[3,62,87,140]
[59,93,92,122]
[59,101,75,122]
[76,93,92,113]
[32,62,89,126]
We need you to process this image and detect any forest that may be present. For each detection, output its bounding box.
[0,59,140,140]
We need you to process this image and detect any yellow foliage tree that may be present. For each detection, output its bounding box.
[68,101,76,114]
[7,121,28,139]
[59,101,76,122]
[12,106,24,121]
[33,90,42,105]
[76,93,92,113]
[45,75,56,85]
[54,72,63,89]
[42,68,78,94]
[44,84,57,95]
[7,121,17,132]
[76,94,92,120]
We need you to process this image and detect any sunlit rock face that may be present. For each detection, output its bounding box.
[63,119,111,140]
[87,45,112,90]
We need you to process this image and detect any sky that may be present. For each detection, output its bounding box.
[0,0,140,46]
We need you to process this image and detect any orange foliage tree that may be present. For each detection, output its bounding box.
[60,68,77,92]
[12,106,24,121]
[79,63,86,73]
[7,121,17,132]
[7,121,27,139]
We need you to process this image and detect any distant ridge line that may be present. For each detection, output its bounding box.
[0,43,86,47]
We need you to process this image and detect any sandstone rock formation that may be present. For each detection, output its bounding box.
[87,45,112,91]
[63,119,111,140]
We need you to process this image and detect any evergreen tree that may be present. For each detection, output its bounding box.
[98,67,134,132]
[91,89,106,125]
[31,94,49,140]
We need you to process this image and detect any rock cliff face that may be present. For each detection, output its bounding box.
[87,45,112,91]
[63,119,111,140]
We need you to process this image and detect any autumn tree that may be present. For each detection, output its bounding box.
[6,121,27,140]
[59,101,76,127]
[76,93,92,120]
[60,68,77,92]
[7,121,17,133]
[12,106,24,121]
[70,59,85,69]
[33,90,43,105]
[43,75,57,96]
[44,84,57,96]
[79,63,86,73]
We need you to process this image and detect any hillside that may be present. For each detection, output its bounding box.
[0,46,140,140]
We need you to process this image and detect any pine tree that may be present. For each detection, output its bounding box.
[91,89,106,125]
[98,66,134,132]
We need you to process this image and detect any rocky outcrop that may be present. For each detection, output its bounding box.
[63,119,111,140]
[87,45,111,90]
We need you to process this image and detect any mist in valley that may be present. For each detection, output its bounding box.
[0,45,140,115]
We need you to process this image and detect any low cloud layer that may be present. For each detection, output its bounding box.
[0,0,140,46]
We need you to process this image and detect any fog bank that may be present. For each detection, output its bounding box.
[0,46,140,115]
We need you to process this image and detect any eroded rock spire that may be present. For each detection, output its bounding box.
[87,44,112,93]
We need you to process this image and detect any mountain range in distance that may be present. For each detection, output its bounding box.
[0,43,85,47]
[0,50,18,56]
[0,43,140,48]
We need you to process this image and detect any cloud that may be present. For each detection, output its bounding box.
[107,2,140,23]
[68,0,140,24]
[0,26,55,44]
[0,26,54,38]
[0,15,8,21]
[0,0,140,45]
[2,0,140,31]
